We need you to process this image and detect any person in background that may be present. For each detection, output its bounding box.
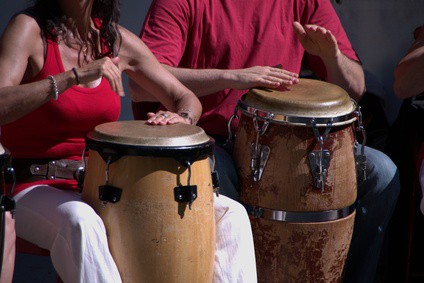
[130,0,400,282]
[0,0,256,281]
[384,24,424,281]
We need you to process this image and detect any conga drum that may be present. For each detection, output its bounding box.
[0,144,16,283]
[82,121,215,282]
[232,79,360,282]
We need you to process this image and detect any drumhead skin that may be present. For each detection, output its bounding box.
[86,121,213,163]
[88,120,210,147]
[242,78,357,124]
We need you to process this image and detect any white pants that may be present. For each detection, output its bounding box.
[14,185,257,283]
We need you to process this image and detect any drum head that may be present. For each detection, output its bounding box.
[244,79,356,120]
[86,121,213,162]
[88,121,210,147]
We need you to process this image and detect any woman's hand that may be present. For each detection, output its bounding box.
[146,111,191,125]
[77,57,125,96]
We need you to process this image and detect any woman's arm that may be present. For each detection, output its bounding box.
[0,14,125,125]
[394,25,424,99]
[0,14,75,125]
[118,26,201,125]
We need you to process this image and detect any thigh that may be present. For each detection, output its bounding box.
[356,146,399,200]
[14,185,102,250]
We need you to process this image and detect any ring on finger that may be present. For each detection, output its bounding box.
[159,113,169,118]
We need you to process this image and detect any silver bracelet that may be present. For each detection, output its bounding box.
[47,75,59,100]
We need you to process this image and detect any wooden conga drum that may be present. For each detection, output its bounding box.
[82,121,215,283]
[0,144,16,283]
[232,79,359,283]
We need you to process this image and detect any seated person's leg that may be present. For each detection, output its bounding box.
[14,185,121,283]
[344,146,400,283]
[210,145,239,201]
[213,194,257,282]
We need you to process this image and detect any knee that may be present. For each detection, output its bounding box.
[365,147,397,180]
[60,202,105,239]
[357,147,400,203]
[215,196,251,233]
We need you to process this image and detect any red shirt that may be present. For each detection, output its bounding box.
[141,0,359,136]
[1,38,120,193]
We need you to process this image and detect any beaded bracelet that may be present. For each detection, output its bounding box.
[47,75,59,100]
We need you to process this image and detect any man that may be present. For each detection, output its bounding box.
[131,0,400,282]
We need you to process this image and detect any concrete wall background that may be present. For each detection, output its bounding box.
[1,0,422,123]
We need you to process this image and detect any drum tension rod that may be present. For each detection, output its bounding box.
[98,156,122,206]
[224,103,240,151]
[251,110,273,182]
[174,161,198,209]
[308,119,333,192]
[354,106,367,182]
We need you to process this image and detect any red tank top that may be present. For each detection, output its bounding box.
[1,38,121,193]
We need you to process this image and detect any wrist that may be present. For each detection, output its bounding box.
[72,67,80,85]
[177,109,197,125]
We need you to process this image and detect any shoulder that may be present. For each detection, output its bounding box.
[4,13,42,41]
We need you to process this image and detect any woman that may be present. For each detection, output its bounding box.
[0,0,255,282]
[392,25,424,214]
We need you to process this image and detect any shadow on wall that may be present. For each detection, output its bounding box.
[331,0,424,125]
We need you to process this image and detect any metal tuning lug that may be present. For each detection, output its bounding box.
[251,144,270,182]
[174,185,198,209]
[98,185,122,204]
[355,147,367,183]
[211,171,220,197]
[308,150,330,192]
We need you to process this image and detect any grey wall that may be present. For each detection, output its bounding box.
[1,1,423,123]
[332,0,424,124]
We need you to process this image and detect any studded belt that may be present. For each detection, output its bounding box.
[12,158,85,183]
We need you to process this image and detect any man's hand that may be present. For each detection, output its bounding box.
[228,66,299,90]
[293,21,340,59]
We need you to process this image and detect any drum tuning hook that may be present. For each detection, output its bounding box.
[174,161,198,209]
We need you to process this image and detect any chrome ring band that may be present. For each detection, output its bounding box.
[237,99,358,126]
[243,203,355,223]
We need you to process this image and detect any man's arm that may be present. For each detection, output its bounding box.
[129,64,299,101]
[293,22,365,101]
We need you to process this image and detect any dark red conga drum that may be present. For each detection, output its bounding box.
[232,79,359,282]
[82,121,215,283]
[0,143,15,283]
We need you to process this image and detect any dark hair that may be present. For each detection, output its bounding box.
[32,0,122,61]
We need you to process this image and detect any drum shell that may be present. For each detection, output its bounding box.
[233,112,357,282]
[250,213,355,283]
[234,114,357,212]
[82,150,215,283]
[0,146,15,283]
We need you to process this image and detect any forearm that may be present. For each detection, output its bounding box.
[322,52,365,101]
[394,47,424,99]
[162,65,233,97]
[0,70,76,125]
[322,53,365,101]
[127,67,202,124]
